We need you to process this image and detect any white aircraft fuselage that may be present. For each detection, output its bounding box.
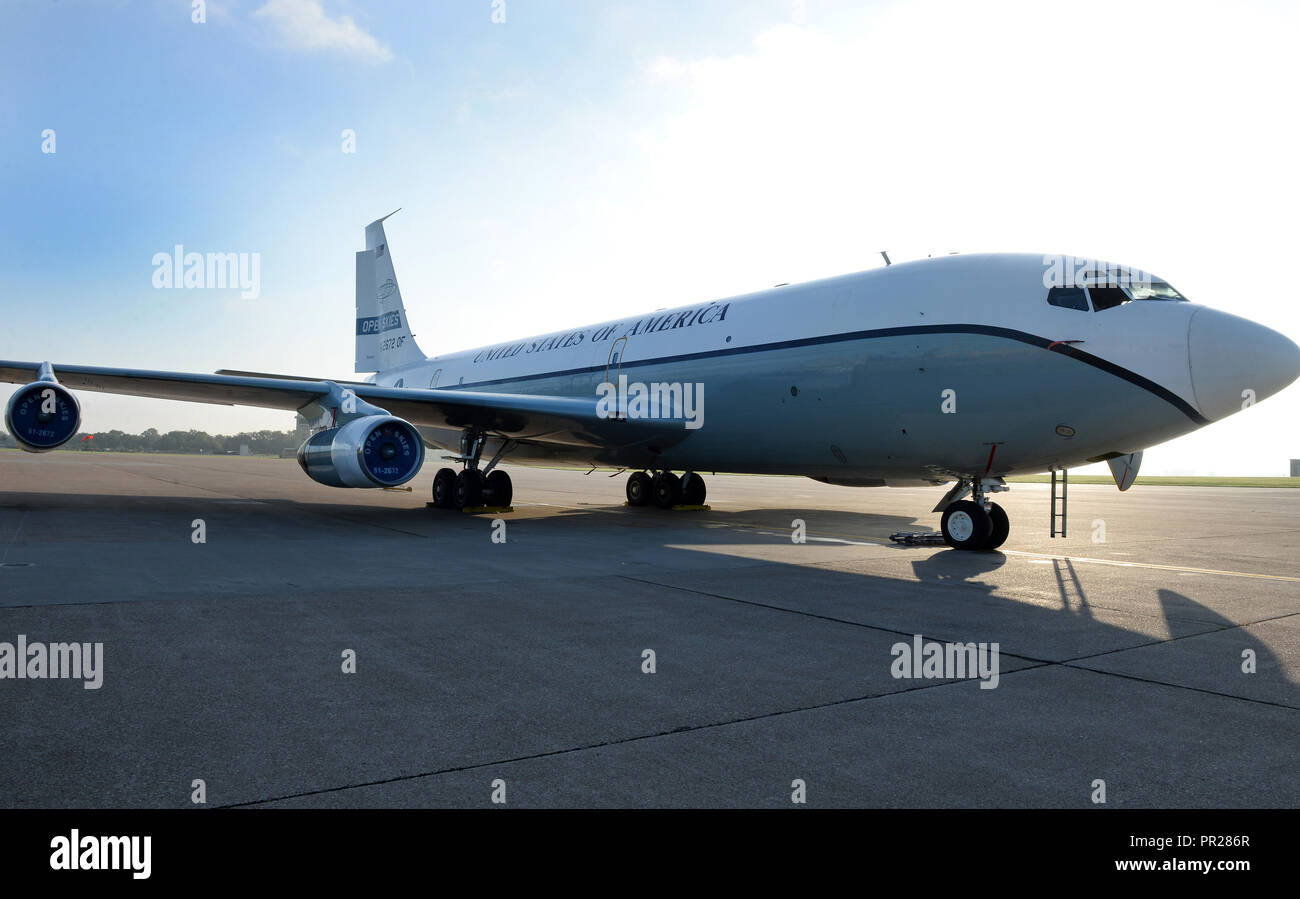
[6,216,1298,549]
[371,252,1297,485]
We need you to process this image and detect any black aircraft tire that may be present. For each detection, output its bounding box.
[485,470,513,507]
[680,472,707,506]
[432,468,457,508]
[941,500,993,551]
[454,469,485,509]
[652,472,682,509]
[626,471,652,506]
[984,502,1010,550]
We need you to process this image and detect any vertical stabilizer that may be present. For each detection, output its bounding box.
[355,211,426,373]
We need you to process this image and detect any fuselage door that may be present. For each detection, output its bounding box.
[604,337,627,387]
[603,337,628,420]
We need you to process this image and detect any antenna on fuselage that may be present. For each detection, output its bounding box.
[880,251,891,266]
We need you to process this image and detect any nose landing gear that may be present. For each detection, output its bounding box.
[936,477,1010,551]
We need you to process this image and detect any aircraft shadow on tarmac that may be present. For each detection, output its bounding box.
[229,493,1295,707]
[1,489,1291,708]
[0,489,1294,807]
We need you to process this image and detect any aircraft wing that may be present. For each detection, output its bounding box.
[0,360,678,450]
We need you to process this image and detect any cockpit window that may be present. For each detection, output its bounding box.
[1047,287,1089,311]
[1088,286,1130,311]
[1048,279,1187,312]
[1126,280,1186,301]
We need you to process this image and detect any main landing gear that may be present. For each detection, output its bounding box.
[430,430,514,510]
[936,477,1010,551]
[625,470,707,509]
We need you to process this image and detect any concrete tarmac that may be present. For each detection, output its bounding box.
[0,450,1296,807]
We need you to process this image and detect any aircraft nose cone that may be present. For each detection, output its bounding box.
[1188,307,1300,421]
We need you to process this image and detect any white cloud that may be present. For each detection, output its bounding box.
[252,0,393,64]
[523,1,1300,475]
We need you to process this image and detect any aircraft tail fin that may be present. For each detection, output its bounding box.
[355,210,427,373]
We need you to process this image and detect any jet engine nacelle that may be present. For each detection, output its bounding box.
[4,381,81,453]
[296,415,426,488]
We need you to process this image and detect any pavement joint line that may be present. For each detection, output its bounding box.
[0,511,28,566]
[1052,609,1300,711]
[727,521,1300,584]
[619,574,1053,666]
[1053,609,1300,668]
[229,648,1289,809]
[999,550,1300,583]
[622,575,1300,710]
[1057,663,1300,712]
[519,502,1300,584]
[217,668,1052,809]
[6,466,1293,804]
[704,520,1300,584]
[621,567,1259,647]
[638,552,1286,632]
[43,479,1286,586]
[744,554,1296,629]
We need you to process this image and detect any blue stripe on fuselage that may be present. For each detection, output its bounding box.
[423,324,1208,426]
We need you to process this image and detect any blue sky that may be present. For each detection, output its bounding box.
[2,0,1299,475]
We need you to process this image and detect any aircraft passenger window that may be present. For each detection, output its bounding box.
[1047,287,1089,311]
[1088,287,1130,311]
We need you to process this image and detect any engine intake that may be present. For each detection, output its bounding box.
[297,415,425,488]
[5,381,81,453]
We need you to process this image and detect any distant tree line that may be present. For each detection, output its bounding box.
[0,427,301,455]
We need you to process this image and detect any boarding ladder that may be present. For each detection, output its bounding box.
[1050,467,1068,537]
